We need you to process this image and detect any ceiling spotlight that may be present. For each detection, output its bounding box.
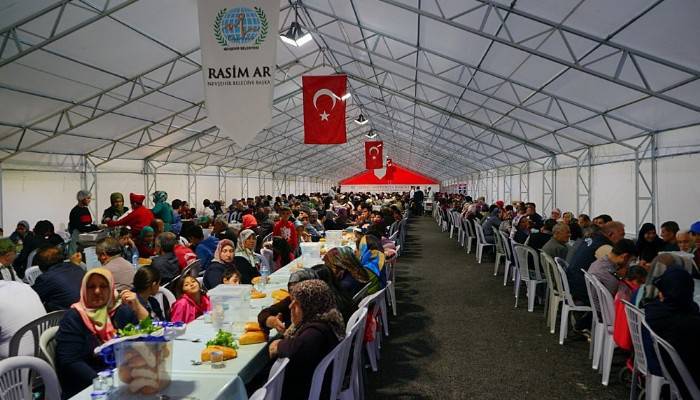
[340,93,351,101]
[354,114,368,125]
[365,129,377,139]
[280,21,312,47]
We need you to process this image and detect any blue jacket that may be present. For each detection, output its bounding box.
[56,306,137,398]
[196,236,219,270]
[32,263,85,312]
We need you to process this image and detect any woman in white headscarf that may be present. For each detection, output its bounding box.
[236,229,258,269]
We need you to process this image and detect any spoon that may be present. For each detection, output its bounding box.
[190,359,203,366]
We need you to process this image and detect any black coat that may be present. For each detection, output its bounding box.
[150,252,180,284]
[56,306,137,398]
[32,262,84,312]
[277,321,340,400]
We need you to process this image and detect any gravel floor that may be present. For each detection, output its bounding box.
[365,215,630,400]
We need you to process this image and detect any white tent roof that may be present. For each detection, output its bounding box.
[1,0,699,180]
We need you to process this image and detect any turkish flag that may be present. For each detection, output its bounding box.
[365,141,383,169]
[303,75,347,144]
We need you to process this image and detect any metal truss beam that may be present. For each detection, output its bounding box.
[542,157,557,214]
[378,0,700,113]
[144,160,157,207]
[0,0,139,68]
[634,135,657,233]
[576,148,592,216]
[82,155,98,218]
[0,48,201,162]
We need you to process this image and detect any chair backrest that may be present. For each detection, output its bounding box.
[622,300,648,376]
[513,244,543,281]
[463,218,475,238]
[388,230,399,241]
[499,230,513,262]
[307,334,353,400]
[352,282,372,305]
[0,356,61,400]
[38,326,59,369]
[540,252,560,297]
[493,229,505,254]
[592,277,615,329]
[9,310,65,358]
[23,266,42,286]
[643,319,700,399]
[554,258,577,306]
[262,232,273,244]
[156,286,176,316]
[250,357,290,400]
[344,307,369,394]
[261,248,274,271]
[581,269,603,323]
[474,222,487,245]
[357,287,387,310]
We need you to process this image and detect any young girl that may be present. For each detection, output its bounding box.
[170,276,211,323]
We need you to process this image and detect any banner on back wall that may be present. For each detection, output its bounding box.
[197,0,279,148]
[303,75,347,144]
[364,141,383,169]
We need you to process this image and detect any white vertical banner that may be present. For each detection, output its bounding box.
[197,0,279,147]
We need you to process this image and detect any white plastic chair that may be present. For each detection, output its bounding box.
[554,258,592,345]
[39,326,59,369]
[540,253,563,333]
[582,269,605,370]
[358,288,388,372]
[448,211,457,239]
[339,307,369,400]
[23,266,42,286]
[307,334,353,400]
[25,249,38,273]
[9,310,64,359]
[493,229,506,276]
[249,357,290,400]
[474,223,494,264]
[622,300,666,400]
[0,356,61,400]
[591,276,617,386]
[156,286,176,315]
[385,255,398,317]
[500,231,514,286]
[643,319,700,400]
[513,245,546,312]
[462,218,476,255]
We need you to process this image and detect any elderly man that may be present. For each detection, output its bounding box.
[96,237,134,291]
[542,223,571,260]
[676,230,694,253]
[0,238,20,282]
[150,232,180,285]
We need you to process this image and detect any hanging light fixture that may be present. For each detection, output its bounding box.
[365,129,377,139]
[354,114,368,125]
[280,4,312,48]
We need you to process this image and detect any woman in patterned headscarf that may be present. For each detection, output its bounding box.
[357,234,386,294]
[151,190,173,232]
[269,279,345,400]
[102,192,129,223]
[323,246,369,295]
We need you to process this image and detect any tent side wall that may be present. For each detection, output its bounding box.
[0,156,333,231]
[443,127,700,234]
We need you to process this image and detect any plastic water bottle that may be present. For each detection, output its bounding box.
[131,246,139,269]
[260,263,270,289]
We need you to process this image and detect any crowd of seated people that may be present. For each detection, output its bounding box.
[0,189,411,399]
[433,191,700,394]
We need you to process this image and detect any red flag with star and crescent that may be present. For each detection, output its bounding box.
[365,141,383,169]
[303,75,347,144]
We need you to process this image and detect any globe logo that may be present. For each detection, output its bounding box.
[221,7,259,44]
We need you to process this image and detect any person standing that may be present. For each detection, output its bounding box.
[413,186,425,216]
[68,190,98,234]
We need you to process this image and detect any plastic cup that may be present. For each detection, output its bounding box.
[210,350,224,369]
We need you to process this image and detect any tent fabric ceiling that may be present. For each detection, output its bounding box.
[0,0,698,181]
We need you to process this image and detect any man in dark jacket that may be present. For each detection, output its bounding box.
[32,246,84,311]
[527,218,555,251]
[412,186,425,216]
[150,232,180,285]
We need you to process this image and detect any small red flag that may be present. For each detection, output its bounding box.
[303,75,347,144]
[365,141,384,169]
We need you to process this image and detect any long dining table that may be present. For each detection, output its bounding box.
[71,253,329,400]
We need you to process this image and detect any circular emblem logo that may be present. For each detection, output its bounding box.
[214,7,269,47]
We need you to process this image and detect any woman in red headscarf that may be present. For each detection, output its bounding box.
[55,268,148,398]
[106,192,155,237]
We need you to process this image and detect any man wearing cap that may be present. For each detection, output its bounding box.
[0,238,20,282]
[690,220,700,267]
[106,193,155,237]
